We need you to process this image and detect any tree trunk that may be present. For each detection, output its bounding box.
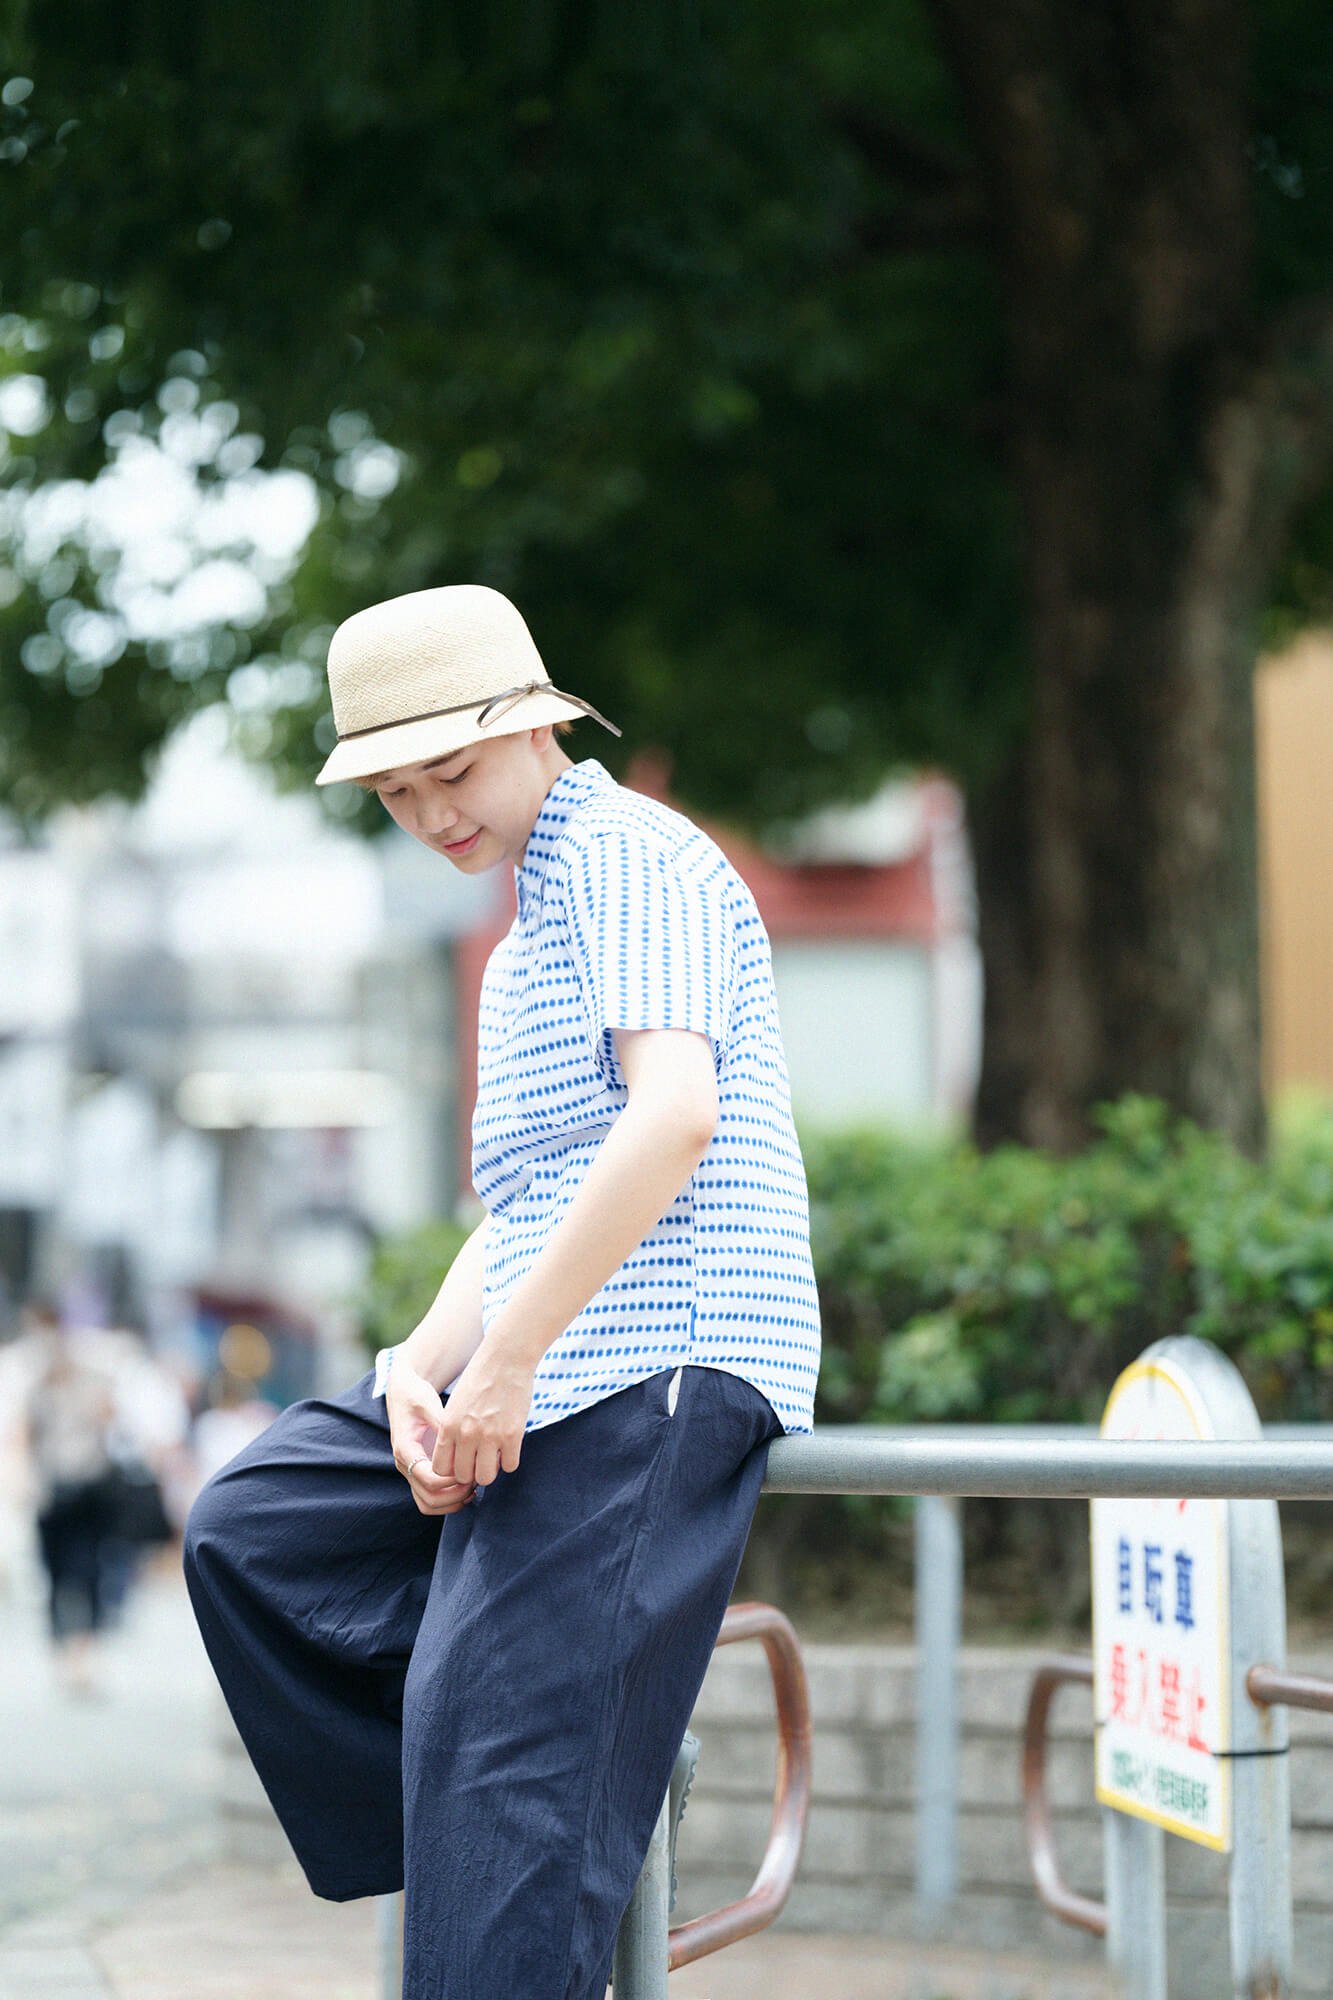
[970,388,1273,1153]
[969,739,1043,1149]
[931,0,1272,1150]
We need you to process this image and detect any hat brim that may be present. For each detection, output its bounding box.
[314,687,594,787]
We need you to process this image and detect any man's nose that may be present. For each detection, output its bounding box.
[416,794,460,836]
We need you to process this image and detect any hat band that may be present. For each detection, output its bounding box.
[336,678,622,743]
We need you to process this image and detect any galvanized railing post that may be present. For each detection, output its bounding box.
[376,1891,402,2000]
[913,1493,961,1930]
[1221,1404,1292,1997]
[1103,1807,1166,2000]
[612,1790,671,1999]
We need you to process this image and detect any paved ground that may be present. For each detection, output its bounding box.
[0,1550,225,1998]
[0,1557,1113,2000]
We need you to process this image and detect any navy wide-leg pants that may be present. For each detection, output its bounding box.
[183,1362,778,2000]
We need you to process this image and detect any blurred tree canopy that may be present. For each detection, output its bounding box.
[1,1,1330,1147]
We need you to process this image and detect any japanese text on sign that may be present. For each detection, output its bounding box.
[1091,1359,1232,1851]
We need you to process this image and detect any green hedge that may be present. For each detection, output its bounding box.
[806,1094,1333,1431]
[789,1094,1333,1630]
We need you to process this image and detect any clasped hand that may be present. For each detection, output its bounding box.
[386,1343,534,1516]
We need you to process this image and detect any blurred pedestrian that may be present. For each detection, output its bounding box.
[21,1305,120,1696]
[191,1368,278,1486]
[99,1320,192,1612]
[185,586,822,1998]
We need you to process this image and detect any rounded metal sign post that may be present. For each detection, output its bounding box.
[1091,1336,1291,1998]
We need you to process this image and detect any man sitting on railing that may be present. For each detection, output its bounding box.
[183,585,822,2000]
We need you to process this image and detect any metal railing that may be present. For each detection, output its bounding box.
[766,1421,1333,1935]
[762,1426,1333,1499]
[380,1423,1333,1999]
[611,1600,813,1996]
[749,1419,1332,2000]
[1247,1664,1333,1717]
[1021,1655,1105,1936]
[1022,1655,1333,1944]
[666,1601,812,1969]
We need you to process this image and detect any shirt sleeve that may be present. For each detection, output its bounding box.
[558,828,736,1090]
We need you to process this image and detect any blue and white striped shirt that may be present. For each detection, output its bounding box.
[473,757,821,1434]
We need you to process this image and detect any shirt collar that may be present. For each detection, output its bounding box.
[515,758,614,920]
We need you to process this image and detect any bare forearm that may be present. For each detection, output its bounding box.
[399,1212,490,1389]
[483,1101,713,1372]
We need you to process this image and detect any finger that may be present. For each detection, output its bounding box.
[472,1443,500,1488]
[444,1435,475,1488]
[406,1460,473,1515]
[391,1413,438,1475]
[403,1452,451,1495]
[500,1432,523,1476]
[415,1489,474,1518]
[432,1433,457,1483]
[395,1440,438,1481]
[435,1469,470,1491]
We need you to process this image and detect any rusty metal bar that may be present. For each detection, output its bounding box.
[1247,1664,1333,1716]
[1021,1654,1107,1938]
[665,1600,813,1971]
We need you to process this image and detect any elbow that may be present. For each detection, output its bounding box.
[615,1030,720,1164]
[634,1083,716,1168]
[680,1083,719,1163]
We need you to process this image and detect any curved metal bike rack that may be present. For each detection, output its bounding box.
[666,1599,813,1971]
[1246,1663,1333,1718]
[1020,1653,1107,1938]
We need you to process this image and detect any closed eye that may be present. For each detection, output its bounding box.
[380,766,468,799]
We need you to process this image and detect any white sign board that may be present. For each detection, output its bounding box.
[1091,1355,1231,1850]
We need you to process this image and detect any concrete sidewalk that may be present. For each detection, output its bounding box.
[0,1564,1114,2000]
[0,1855,1116,2000]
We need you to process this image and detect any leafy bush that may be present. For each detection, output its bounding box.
[356,1216,473,1357]
[807,1094,1333,1430]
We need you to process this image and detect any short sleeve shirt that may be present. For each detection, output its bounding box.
[472,757,821,1434]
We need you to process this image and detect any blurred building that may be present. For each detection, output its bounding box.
[0,716,491,1368]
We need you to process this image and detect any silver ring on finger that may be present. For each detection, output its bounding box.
[409,1454,429,1475]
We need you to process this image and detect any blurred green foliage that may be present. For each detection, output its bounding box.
[794,1091,1333,1626]
[807,1094,1333,1430]
[1,0,1328,826]
[354,1213,472,1358]
[0,0,1020,826]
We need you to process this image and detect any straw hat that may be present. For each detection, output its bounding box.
[315,584,620,786]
